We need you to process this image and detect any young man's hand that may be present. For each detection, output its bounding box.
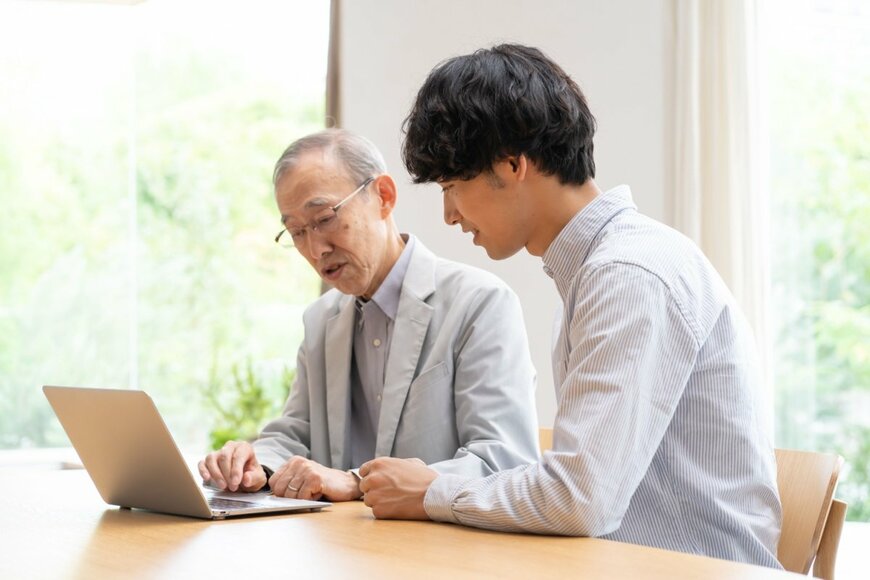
[359,457,437,520]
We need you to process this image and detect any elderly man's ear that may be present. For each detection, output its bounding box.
[372,174,398,217]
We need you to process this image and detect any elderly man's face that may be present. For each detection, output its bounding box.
[275,152,392,298]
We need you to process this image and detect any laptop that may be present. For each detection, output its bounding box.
[43,385,330,519]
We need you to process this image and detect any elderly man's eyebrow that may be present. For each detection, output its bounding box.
[303,197,332,210]
[280,197,332,226]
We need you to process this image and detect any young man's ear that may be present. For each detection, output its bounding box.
[496,155,528,183]
[372,174,398,218]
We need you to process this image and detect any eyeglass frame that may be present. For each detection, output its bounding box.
[274,176,376,248]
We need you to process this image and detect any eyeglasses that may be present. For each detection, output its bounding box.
[274,176,375,249]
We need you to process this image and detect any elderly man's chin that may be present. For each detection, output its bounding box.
[323,271,364,297]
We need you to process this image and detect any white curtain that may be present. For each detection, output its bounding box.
[672,0,773,421]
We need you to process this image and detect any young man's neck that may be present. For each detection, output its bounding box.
[525,178,601,257]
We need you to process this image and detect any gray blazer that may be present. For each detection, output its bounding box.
[254,238,539,477]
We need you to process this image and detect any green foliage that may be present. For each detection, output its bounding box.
[0,9,322,450]
[770,50,870,521]
[202,358,296,450]
[836,426,870,521]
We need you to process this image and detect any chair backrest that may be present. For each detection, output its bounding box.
[813,498,847,580]
[774,448,844,576]
[537,430,847,577]
[538,427,553,454]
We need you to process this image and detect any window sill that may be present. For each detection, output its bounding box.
[0,447,82,470]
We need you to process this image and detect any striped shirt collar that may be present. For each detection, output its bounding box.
[542,185,636,297]
[354,233,415,321]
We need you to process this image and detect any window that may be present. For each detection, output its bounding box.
[766,0,870,520]
[0,0,328,453]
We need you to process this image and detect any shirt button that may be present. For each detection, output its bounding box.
[377,394,382,402]
[373,338,381,347]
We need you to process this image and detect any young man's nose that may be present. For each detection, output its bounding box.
[443,193,461,225]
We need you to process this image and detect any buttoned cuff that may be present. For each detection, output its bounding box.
[423,474,471,524]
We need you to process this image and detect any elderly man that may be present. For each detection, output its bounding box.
[198,129,539,501]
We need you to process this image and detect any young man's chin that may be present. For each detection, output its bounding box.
[482,243,523,261]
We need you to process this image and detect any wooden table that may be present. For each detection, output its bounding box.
[0,469,800,579]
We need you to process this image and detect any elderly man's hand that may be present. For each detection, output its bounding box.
[358,457,437,520]
[198,441,267,492]
[269,456,362,502]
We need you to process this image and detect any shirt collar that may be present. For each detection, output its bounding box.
[541,185,636,294]
[357,234,415,321]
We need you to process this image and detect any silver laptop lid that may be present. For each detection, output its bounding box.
[44,386,216,518]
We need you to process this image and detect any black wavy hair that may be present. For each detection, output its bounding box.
[402,43,597,186]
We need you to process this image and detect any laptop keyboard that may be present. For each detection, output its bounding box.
[208,497,270,511]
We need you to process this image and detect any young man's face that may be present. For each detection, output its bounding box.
[275,152,394,298]
[439,163,532,260]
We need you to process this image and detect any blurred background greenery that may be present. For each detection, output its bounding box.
[0,0,326,452]
[769,39,870,520]
[203,359,296,451]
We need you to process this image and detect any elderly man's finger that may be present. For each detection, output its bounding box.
[216,447,235,481]
[229,444,252,490]
[204,454,226,488]
[281,473,305,498]
[297,476,323,501]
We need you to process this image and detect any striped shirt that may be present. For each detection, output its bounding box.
[424,186,783,567]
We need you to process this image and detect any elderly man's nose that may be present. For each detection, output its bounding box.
[308,233,333,258]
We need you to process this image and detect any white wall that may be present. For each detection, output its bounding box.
[339,0,672,427]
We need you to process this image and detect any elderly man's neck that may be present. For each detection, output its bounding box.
[359,228,406,301]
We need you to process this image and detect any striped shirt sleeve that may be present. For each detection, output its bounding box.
[425,262,698,536]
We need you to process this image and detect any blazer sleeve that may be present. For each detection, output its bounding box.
[428,284,540,477]
[252,341,312,471]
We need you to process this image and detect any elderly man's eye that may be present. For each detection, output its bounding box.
[315,214,337,228]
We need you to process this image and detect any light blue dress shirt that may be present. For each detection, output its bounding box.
[424,186,783,567]
[350,235,415,467]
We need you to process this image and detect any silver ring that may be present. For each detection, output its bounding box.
[287,484,299,492]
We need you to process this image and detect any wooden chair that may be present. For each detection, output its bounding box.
[775,448,847,579]
[537,430,847,578]
[538,427,553,453]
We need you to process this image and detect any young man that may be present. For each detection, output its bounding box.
[198,129,539,502]
[359,45,783,568]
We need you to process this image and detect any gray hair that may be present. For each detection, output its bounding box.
[272,128,388,187]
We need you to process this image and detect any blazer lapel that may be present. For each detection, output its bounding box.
[375,241,436,457]
[325,296,355,469]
